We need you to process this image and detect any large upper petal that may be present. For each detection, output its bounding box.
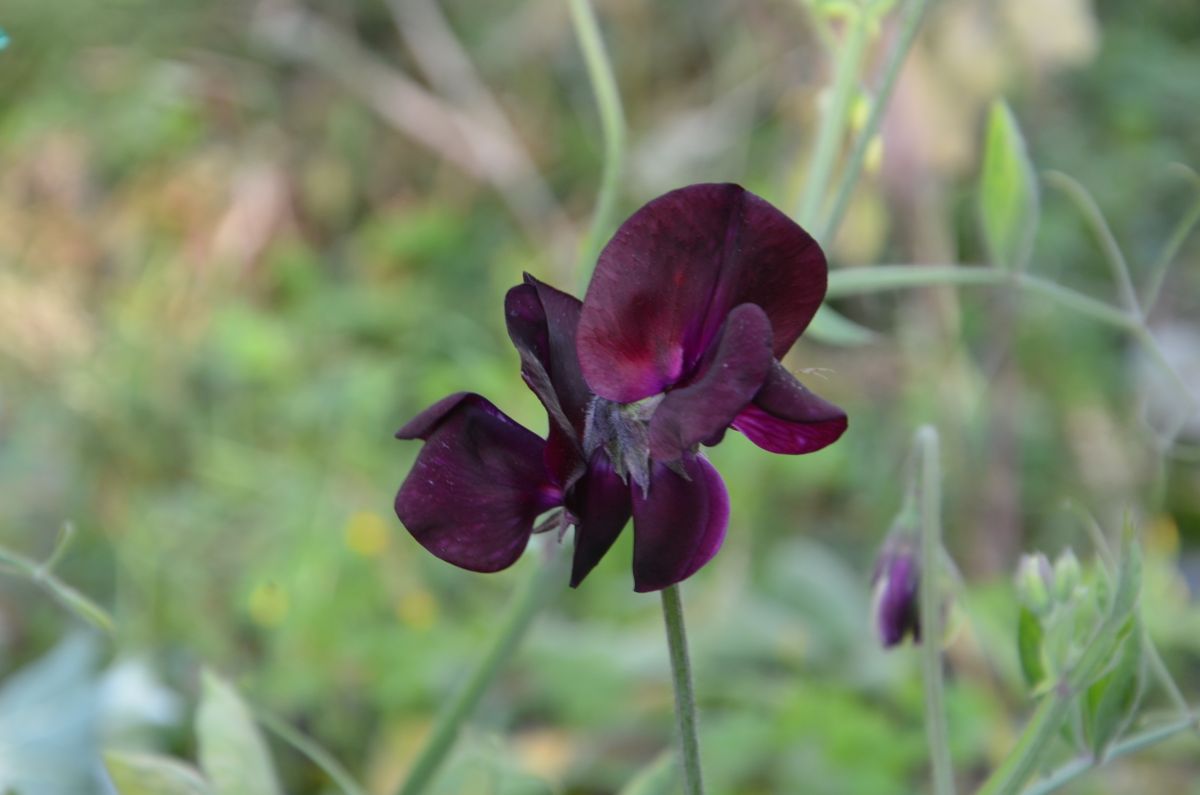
[647,303,773,461]
[567,451,632,588]
[395,393,561,573]
[731,361,848,454]
[577,184,827,402]
[631,454,729,592]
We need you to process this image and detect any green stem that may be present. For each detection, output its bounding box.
[566,0,627,287]
[1143,189,1200,312]
[915,426,955,795]
[1043,171,1141,318]
[796,7,872,227]
[396,547,568,795]
[661,584,705,795]
[825,265,1139,331]
[820,0,936,241]
[1020,714,1197,795]
[257,709,369,795]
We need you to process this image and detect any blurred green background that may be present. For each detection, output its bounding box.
[1,0,1199,793]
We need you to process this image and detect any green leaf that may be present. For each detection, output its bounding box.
[618,752,676,795]
[106,752,213,795]
[196,670,282,795]
[1083,622,1144,758]
[1016,607,1046,689]
[805,304,876,346]
[979,99,1039,271]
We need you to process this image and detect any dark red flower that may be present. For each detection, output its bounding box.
[394,184,847,592]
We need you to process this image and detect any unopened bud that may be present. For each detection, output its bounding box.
[1015,553,1053,615]
[1053,549,1082,602]
[872,536,920,648]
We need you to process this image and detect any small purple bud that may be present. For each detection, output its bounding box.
[871,537,921,648]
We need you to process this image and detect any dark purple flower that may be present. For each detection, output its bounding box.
[871,537,921,648]
[395,183,847,592]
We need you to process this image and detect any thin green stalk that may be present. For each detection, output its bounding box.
[1020,714,1197,795]
[1043,171,1142,318]
[820,0,936,241]
[257,709,369,795]
[915,426,955,795]
[661,584,705,795]
[824,265,1139,330]
[566,0,627,286]
[796,7,872,227]
[395,547,568,795]
[1142,190,1200,312]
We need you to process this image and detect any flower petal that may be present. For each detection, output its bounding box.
[505,274,591,438]
[567,451,632,588]
[648,303,773,461]
[873,547,921,647]
[577,183,827,402]
[631,454,729,592]
[395,393,561,573]
[731,361,848,454]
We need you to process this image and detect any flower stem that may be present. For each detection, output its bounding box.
[796,6,872,227]
[915,425,956,795]
[660,584,705,795]
[820,0,936,242]
[396,546,568,795]
[1020,713,1198,795]
[566,0,627,287]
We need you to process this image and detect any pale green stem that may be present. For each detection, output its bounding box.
[796,8,872,227]
[395,547,568,795]
[566,0,627,286]
[1020,714,1197,795]
[1043,171,1142,319]
[257,709,369,795]
[825,265,1139,331]
[0,538,115,634]
[915,426,955,795]
[661,584,705,795]
[1143,189,1200,312]
[820,0,936,241]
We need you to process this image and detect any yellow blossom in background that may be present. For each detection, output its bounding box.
[345,510,390,558]
[248,581,289,628]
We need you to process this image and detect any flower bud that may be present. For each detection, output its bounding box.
[1015,553,1053,615]
[871,537,921,648]
[1053,549,1082,602]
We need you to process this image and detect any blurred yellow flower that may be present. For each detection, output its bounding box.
[345,511,391,558]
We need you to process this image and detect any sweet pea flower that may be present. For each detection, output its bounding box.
[871,536,921,647]
[395,183,847,592]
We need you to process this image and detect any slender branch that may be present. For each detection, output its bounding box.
[1043,171,1142,319]
[915,426,955,795]
[1020,714,1198,795]
[257,709,369,795]
[820,0,936,241]
[797,8,872,227]
[824,265,1139,331]
[566,0,627,286]
[1143,187,1200,312]
[661,584,705,795]
[395,546,568,795]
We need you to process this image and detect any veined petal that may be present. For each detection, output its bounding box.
[731,361,847,454]
[395,393,561,573]
[577,184,826,402]
[567,451,632,588]
[505,274,591,437]
[631,454,729,592]
[648,303,773,461]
